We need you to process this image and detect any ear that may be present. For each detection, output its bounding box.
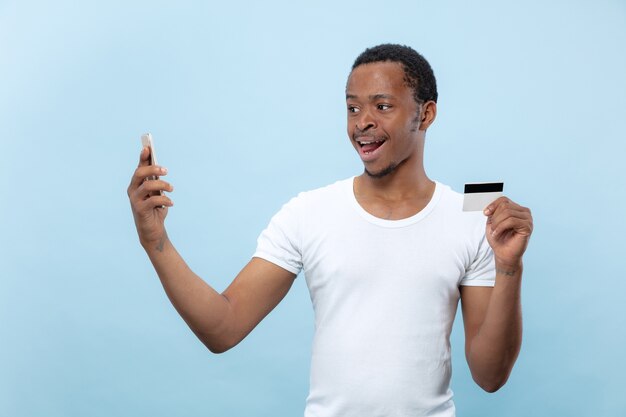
[419,100,437,131]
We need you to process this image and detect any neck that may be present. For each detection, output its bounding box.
[356,157,433,202]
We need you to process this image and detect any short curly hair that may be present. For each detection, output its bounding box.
[352,44,438,105]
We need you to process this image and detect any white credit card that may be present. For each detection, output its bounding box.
[463,182,504,211]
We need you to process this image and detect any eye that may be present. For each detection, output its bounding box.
[347,105,360,113]
[377,104,391,111]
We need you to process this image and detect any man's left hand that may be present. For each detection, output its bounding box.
[483,197,533,267]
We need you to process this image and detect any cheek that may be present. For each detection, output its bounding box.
[347,123,354,138]
[406,113,422,131]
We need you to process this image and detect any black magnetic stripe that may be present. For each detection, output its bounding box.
[464,183,504,193]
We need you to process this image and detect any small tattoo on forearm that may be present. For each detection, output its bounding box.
[496,268,517,276]
[156,235,166,252]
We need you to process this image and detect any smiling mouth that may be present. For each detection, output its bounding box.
[357,139,386,154]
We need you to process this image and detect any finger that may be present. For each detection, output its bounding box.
[128,165,168,193]
[483,196,511,216]
[487,206,531,226]
[484,198,531,221]
[137,194,174,210]
[489,217,532,239]
[487,206,531,225]
[134,179,174,201]
[138,146,150,168]
[483,196,523,216]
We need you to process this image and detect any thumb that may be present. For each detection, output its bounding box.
[137,146,151,168]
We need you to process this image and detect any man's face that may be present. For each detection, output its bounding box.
[346,61,422,178]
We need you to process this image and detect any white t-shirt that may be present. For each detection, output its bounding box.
[253,177,495,417]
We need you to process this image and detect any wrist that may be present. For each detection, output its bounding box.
[141,232,170,254]
[495,258,523,276]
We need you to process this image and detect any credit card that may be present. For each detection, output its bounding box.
[463,182,504,212]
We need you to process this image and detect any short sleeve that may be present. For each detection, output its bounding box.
[252,196,303,276]
[460,224,496,287]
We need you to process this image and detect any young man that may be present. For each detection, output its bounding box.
[128,44,533,416]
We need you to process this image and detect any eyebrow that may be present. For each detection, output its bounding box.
[346,93,396,100]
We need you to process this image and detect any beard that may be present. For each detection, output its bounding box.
[364,157,407,179]
[364,163,398,179]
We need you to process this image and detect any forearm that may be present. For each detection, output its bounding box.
[143,232,233,353]
[467,262,523,392]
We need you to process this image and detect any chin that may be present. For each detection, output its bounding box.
[364,162,399,179]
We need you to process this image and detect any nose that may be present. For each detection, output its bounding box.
[355,108,377,131]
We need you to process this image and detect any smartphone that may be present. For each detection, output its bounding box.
[141,133,163,197]
[141,132,159,167]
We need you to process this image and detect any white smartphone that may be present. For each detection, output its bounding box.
[141,132,159,167]
[141,133,163,197]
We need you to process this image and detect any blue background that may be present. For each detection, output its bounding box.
[1,0,625,416]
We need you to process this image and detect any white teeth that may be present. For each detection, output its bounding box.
[358,140,384,145]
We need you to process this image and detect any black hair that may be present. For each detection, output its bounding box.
[352,44,438,105]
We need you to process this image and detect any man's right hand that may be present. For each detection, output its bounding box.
[126,147,296,354]
[127,146,174,249]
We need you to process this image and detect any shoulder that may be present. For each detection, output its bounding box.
[286,177,353,210]
[263,177,353,237]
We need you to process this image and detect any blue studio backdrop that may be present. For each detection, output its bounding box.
[1,1,625,416]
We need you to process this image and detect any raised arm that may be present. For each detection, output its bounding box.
[460,197,532,392]
[128,147,295,353]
